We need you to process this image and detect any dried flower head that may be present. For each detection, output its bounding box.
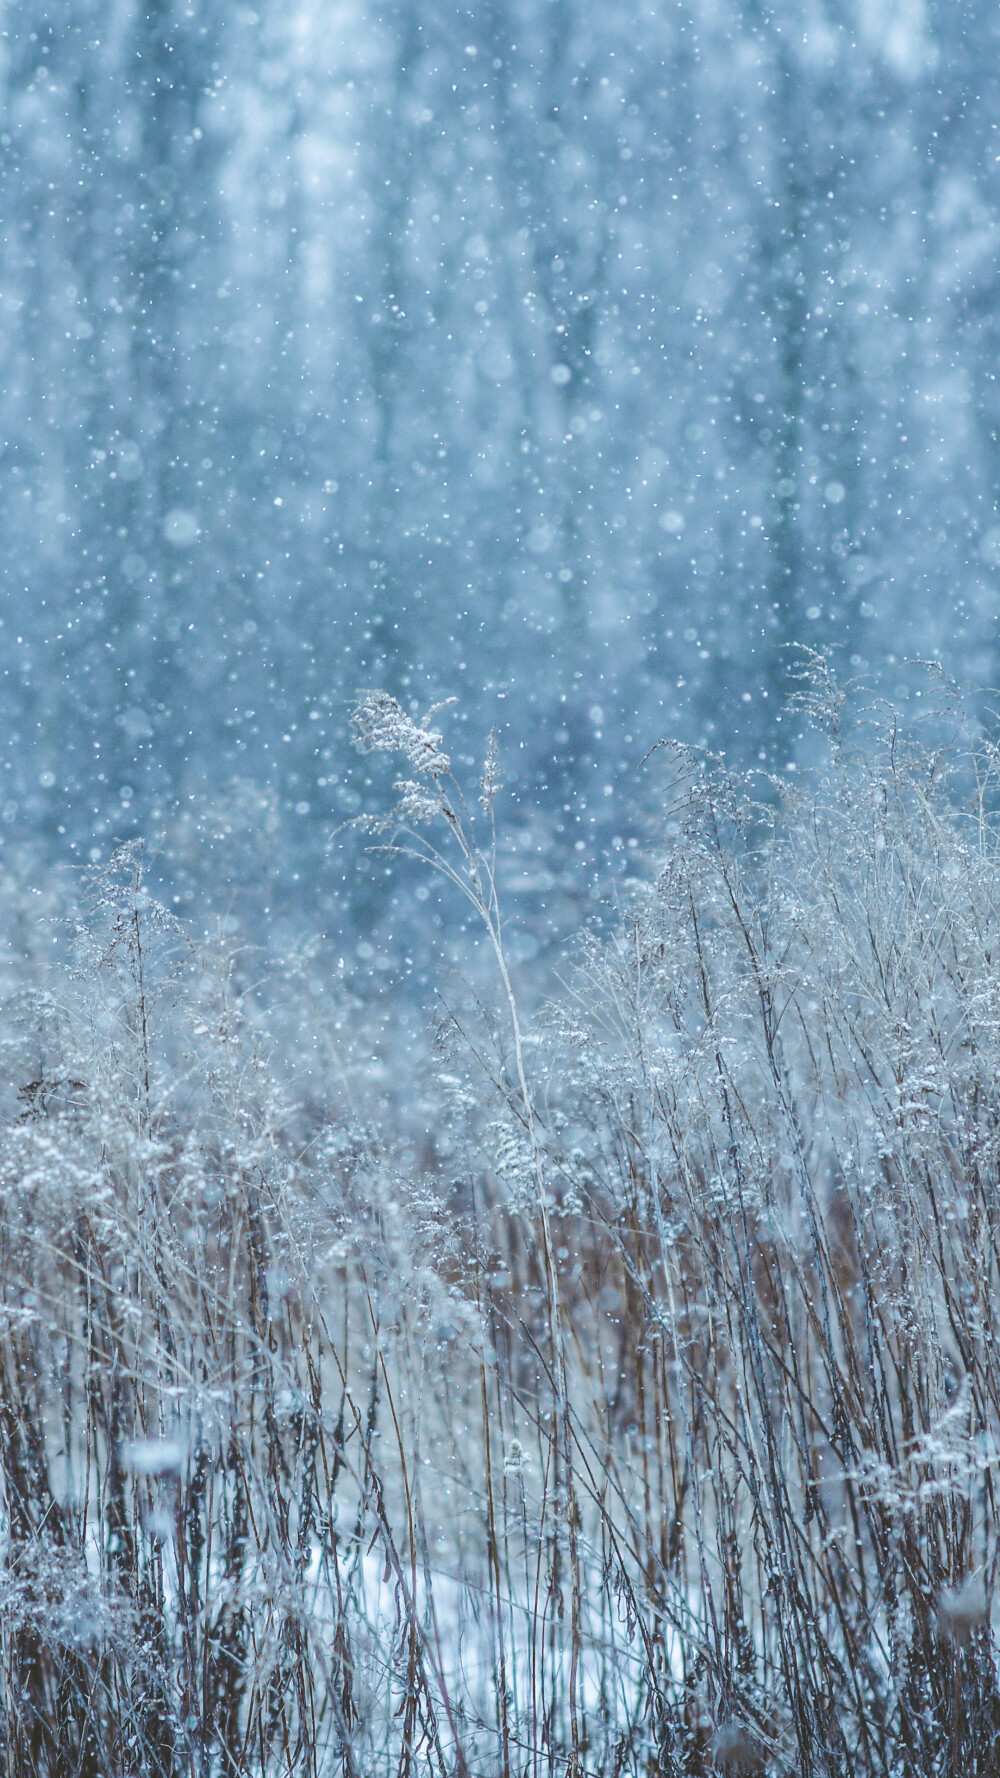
[351,690,451,777]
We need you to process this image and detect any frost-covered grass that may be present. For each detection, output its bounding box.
[4,668,1000,1775]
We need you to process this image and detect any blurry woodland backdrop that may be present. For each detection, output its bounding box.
[1,0,1000,944]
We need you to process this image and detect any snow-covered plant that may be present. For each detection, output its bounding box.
[6,674,1000,1775]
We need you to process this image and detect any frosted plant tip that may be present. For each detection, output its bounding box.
[351,690,451,776]
[479,726,502,811]
[393,779,445,824]
[503,1437,526,1477]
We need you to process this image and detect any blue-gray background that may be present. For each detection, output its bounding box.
[3,1,998,937]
